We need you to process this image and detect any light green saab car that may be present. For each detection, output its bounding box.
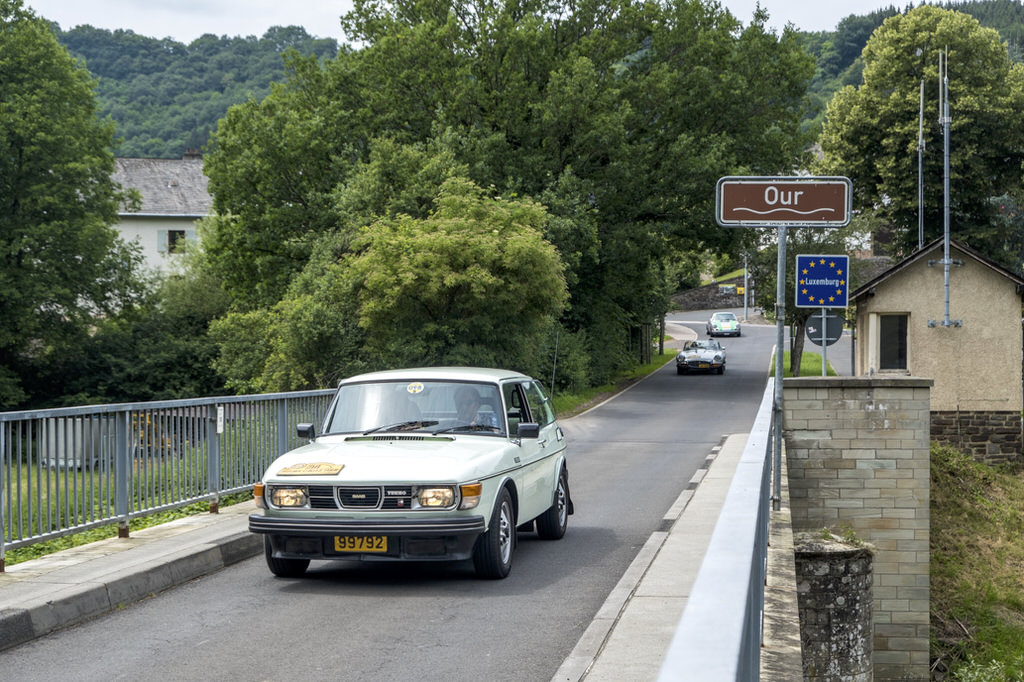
[249,367,572,580]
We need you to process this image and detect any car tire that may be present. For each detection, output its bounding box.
[676,366,685,375]
[264,536,310,578]
[473,487,515,579]
[536,468,569,540]
[717,365,725,375]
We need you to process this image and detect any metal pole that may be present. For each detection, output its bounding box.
[772,226,786,510]
[918,79,925,251]
[115,411,130,538]
[821,307,827,376]
[0,424,6,571]
[743,252,749,322]
[942,56,953,326]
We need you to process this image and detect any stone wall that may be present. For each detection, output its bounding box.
[930,410,1023,465]
[670,276,745,311]
[783,376,932,681]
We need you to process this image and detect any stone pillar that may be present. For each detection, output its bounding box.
[784,376,931,681]
[795,533,874,681]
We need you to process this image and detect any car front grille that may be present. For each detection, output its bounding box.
[306,485,416,510]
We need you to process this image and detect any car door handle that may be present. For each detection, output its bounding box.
[537,439,547,448]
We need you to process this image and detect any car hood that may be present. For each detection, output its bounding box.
[262,434,515,484]
[712,319,737,328]
[678,348,722,359]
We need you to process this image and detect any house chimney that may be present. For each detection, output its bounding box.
[183,148,201,160]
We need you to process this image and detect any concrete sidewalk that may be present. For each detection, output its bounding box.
[0,501,260,651]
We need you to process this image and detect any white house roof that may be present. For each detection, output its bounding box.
[112,157,212,217]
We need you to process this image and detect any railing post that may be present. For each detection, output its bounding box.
[1,423,7,572]
[115,411,130,538]
[208,405,222,513]
[276,400,289,462]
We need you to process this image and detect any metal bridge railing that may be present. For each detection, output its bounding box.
[657,378,776,681]
[0,389,334,568]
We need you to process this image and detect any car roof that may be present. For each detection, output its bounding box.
[339,366,532,386]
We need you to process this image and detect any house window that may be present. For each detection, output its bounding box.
[158,229,194,255]
[879,314,908,370]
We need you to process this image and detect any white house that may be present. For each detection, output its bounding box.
[111,152,212,272]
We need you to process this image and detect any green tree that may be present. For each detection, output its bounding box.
[38,269,232,405]
[202,0,814,388]
[816,5,1024,265]
[212,177,568,391]
[349,178,567,368]
[0,0,143,407]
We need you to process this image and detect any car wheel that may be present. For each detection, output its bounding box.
[536,468,569,540]
[473,487,515,579]
[676,366,685,375]
[264,536,310,578]
[717,365,725,375]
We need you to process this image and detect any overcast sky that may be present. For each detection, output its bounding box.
[25,1,922,44]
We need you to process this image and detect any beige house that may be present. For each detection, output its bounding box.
[850,238,1024,462]
[111,153,212,272]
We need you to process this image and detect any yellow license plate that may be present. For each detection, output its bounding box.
[698,362,710,368]
[334,535,388,553]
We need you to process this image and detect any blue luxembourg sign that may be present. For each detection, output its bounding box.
[796,254,849,308]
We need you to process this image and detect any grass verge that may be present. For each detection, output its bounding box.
[931,443,1024,679]
[769,350,837,378]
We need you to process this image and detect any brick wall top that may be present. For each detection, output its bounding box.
[783,376,934,390]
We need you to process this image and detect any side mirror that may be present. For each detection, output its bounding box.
[517,423,540,439]
[297,423,316,439]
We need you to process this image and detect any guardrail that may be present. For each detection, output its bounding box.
[0,389,334,568]
[657,378,776,680]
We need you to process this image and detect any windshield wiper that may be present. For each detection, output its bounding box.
[432,423,501,435]
[362,420,438,435]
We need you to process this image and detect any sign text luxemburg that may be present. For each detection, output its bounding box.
[716,176,852,227]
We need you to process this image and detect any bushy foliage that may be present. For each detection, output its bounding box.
[817,5,1024,265]
[200,0,814,391]
[0,0,146,408]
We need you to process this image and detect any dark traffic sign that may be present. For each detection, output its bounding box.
[716,176,851,227]
[806,311,845,346]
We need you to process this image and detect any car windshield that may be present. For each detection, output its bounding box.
[686,340,721,351]
[322,380,506,436]
[713,313,736,322]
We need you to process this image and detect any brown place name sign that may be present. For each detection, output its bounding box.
[716,177,851,227]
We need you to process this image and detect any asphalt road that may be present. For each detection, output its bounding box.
[1,317,777,682]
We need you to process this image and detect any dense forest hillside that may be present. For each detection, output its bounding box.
[53,1,1024,158]
[55,25,339,157]
[799,1,1024,132]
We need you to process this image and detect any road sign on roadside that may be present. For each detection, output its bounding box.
[796,254,850,308]
[716,176,852,227]
[806,311,845,346]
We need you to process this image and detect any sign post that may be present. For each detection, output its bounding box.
[716,176,851,510]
